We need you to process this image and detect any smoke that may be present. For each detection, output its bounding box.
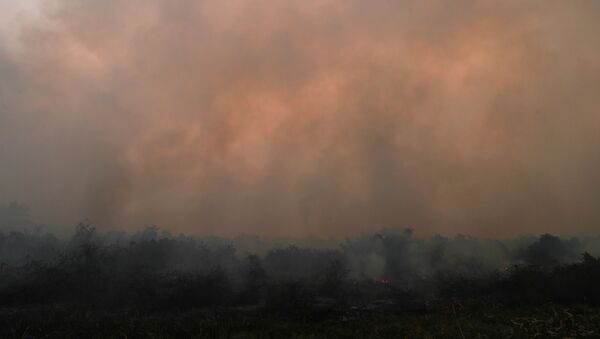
[1,0,599,236]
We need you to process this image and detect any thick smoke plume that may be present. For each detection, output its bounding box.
[1,1,599,236]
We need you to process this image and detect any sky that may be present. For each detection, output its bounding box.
[0,0,599,237]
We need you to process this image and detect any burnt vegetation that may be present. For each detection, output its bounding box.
[1,219,600,337]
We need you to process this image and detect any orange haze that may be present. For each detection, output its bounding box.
[1,0,600,237]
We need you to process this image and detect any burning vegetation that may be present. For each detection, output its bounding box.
[1,222,600,337]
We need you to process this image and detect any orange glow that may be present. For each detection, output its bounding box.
[1,1,599,237]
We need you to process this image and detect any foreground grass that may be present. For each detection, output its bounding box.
[2,302,599,339]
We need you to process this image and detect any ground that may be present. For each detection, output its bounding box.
[2,301,599,338]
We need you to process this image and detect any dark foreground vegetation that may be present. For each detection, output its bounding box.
[1,221,600,337]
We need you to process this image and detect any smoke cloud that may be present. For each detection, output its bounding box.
[1,0,599,237]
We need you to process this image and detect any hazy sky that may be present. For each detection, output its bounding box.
[1,0,599,237]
